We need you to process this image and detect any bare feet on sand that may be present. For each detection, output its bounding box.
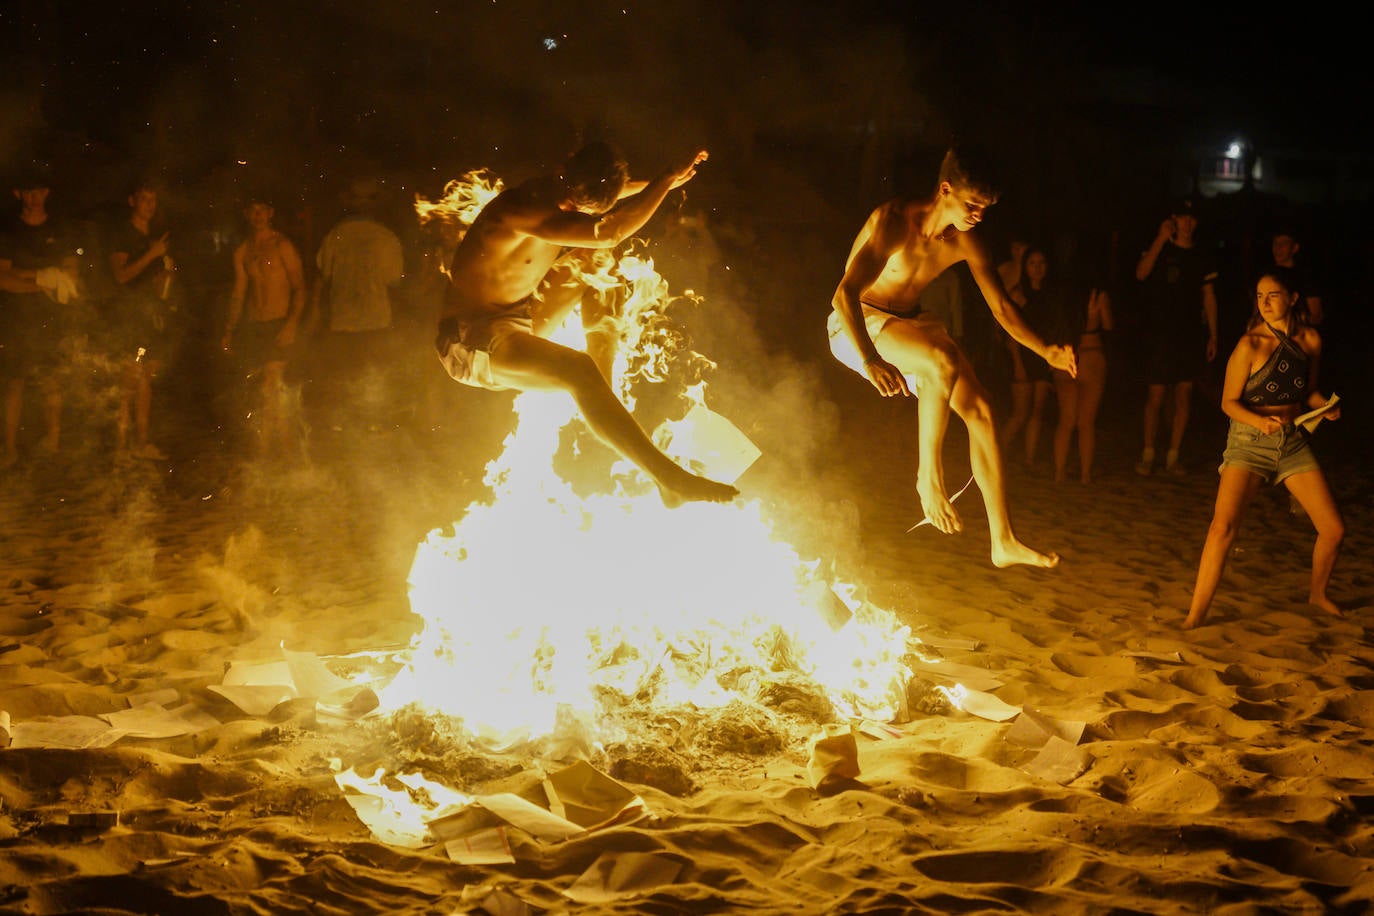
[917,480,962,534]
[1311,594,1345,618]
[991,539,1060,569]
[659,472,739,508]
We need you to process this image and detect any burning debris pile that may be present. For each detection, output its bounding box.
[381,171,924,757]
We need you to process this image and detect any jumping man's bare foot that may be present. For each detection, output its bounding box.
[916,480,961,534]
[1310,594,1345,618]
[658,472,739,508]
[1181,610,1206,630]
[991,539,1060,569]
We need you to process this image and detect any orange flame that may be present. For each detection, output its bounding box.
[387,170,917,744]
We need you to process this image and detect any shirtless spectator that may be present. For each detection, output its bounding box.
[107,179,175,461]
[437,140,736,507]
[0,164,82,468]
[221,195,307,460]
[827,147,1074,568]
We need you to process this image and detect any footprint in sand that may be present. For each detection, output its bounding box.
[914,848,1076,887]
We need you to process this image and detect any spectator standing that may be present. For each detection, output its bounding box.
[221,194,307,460]
[305,177,405,434]
[106,178,176,460]
[0,163,82,468]
[1133,196,1219,477]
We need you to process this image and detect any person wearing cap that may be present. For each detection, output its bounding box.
[0,164,83,468]
[1133,195,1219,477]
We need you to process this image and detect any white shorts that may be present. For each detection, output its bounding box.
[435,311,534,391]
[826,306,941,387]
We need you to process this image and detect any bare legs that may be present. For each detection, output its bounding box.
[116,358,164,459]
[1167,382,1192,460]
[1052,372,1078,483]
[490,332,737,507]
[1052,347,1105,483]
[1141,381,1192,474]
[1184,466,1344,629]
[1024,380,1052,466]
[875,321,1058,568]
[2,377,61,468]
[1285,470,1345,616]
[255,360,295,461]
[1185,467,1259,628]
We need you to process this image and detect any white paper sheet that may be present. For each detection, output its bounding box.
[563,851,684,905]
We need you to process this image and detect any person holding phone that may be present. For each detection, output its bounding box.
[1133,196,1219,477]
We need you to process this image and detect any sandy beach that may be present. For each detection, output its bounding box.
[0,300,1370,916]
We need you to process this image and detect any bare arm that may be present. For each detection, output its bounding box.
[513,150,708,249]
[276,240,307,346]
[222,245,247,348]
[1299,329,1335,414]
[1202,280,1219,361]
[831,207,911,397]
[1094,288,1114,331]
[0,257,41,293]
[1136,219,1173,281]
[966,235,1076,376]
[110,233,168,285]
[1219,336,1268,428]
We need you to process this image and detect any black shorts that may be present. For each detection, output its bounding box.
[235,318,291,371]
[1143,329,1204,386]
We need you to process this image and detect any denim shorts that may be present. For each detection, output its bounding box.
[1220,419,1320,485]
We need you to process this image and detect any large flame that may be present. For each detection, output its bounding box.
[386,172,917,746]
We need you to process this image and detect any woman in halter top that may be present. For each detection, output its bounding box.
[1184,267,1343,629]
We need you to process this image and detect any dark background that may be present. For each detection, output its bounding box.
[2,1,1370,451]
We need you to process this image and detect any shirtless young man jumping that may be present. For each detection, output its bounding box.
[437,140,737,507]
[828,147,1075,568]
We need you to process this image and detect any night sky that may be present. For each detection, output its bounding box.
[2,0,1371,307]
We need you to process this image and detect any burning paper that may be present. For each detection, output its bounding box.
[655,397,761,485]
[445,827,515,866]
[335,767,473,849]
[389,169,916,746]
[543,760,644,832]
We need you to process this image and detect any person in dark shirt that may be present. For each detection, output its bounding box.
[1270,226,1323,326]
[106,179,175,461]
[0,164,82,468]
[1133,196,1219,477]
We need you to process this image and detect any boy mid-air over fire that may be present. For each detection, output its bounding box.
[827,147,1075,568]
[437,140,738,507]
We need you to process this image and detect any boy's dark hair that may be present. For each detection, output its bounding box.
[561,141,630,214]
[128,175,164,198]
[12,160,53,191]
[938,145,1000,204]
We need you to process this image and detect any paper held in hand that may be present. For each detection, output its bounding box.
[1295,393,1339,434]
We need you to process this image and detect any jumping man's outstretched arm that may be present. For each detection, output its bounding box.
[832,205,912,398]
[965,234,1077,377]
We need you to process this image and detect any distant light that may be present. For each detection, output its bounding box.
[543,37,558,50]
[1225,142,1242,159]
